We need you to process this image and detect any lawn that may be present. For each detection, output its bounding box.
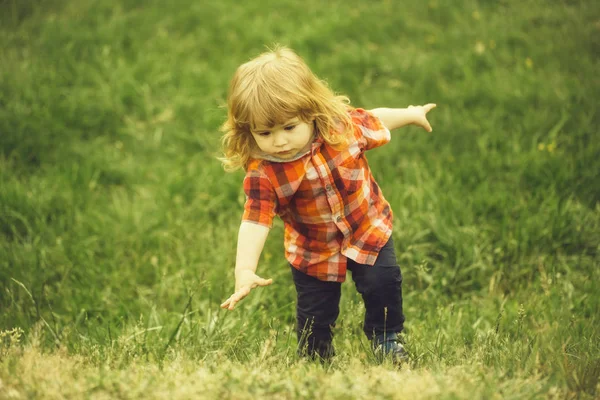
[1,0,599,398]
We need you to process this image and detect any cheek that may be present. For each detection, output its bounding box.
[253,137,269,149]
[303,127,314,142]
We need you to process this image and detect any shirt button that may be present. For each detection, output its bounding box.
[326,184,333,192]
[336,216,342,222]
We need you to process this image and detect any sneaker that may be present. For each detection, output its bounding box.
[373,332,408,364]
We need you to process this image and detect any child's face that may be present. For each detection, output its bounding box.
[251,117,314,159]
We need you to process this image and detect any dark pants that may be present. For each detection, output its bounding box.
[291,237,405,359]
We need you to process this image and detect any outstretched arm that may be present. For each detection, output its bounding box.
[220,221,273,310]
[369,104,437,132]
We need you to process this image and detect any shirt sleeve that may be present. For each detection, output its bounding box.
[351,108,391,151]
[241,164,277,228]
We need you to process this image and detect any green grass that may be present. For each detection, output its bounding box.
[1,0,599,398]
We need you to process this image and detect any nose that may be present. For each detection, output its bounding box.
[273,131,288,147]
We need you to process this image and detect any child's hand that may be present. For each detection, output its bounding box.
[408,103,437,132]
[220,269,273,311]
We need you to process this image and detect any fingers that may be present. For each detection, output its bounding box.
[423,103,437,113]
[220,295,235,309]
[220,293,239,308]
[220,299,230,309]
[227,297,239,310]
[220,287,248,310]
[256,278,273,287]
[231,287,250,310]
[220,279,272,311]
[223,294,240,311]
[421,104,436,132]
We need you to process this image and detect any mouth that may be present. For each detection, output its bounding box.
[277,150,292,155]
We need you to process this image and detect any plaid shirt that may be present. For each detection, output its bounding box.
[242,108,392,282]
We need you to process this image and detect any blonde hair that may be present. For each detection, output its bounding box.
[220,46,353,171]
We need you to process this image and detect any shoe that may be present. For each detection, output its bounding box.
[373,332,408,364]
[298,338,335,363]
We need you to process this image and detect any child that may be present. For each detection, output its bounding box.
[220,46,436,362]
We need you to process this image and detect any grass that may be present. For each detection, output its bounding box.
[1,0,599,398]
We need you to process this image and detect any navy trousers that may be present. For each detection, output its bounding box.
[291,237,405,359]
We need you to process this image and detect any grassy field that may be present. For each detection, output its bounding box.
[1,0,599,398]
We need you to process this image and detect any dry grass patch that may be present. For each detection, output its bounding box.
[1,334,567,400]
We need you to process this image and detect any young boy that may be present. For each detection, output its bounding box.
[220,46,436,362]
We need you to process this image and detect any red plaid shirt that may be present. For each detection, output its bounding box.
[242,108,393,282]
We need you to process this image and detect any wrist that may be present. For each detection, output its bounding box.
[234,268,256,290]
[405,107,420,125]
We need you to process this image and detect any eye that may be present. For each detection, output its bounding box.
[255,131,271,137]
[284,125,296,131]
